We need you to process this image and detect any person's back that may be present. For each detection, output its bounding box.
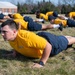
[9,30,47,58]
[1,19,75,68]
[14,19,28,30]
[35,10,48,21]
[46,11,58,18]
[46,11,53,16]
[48,16,67,27]
[13,13,23,19]
[54,18,67,27]
[39,13,48,20]
[69,12,75,19]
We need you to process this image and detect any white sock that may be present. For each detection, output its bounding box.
[64,17,68,20]
[53,24,60,28]
[58,14,61,16]
[37,19,44,22]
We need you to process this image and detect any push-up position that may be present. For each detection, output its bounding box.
[1,19,75,68]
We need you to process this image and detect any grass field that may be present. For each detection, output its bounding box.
[0,15,75,75]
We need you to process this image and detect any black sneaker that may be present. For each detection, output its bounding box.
[42,20,45,23]
[58,23,63,31]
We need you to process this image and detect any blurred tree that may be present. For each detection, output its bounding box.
[62,0,75,6]
[17,0,75,14]
[43,0,45,2]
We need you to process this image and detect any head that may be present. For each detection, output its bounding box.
[48,16,56,24]
[65,14,69,17]
[65,12,70,17]
[35,10,40,18]
[8,14,13,18]
[53,11,58,17]
[1,19,19,41]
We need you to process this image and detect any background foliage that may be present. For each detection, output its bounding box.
[17,0,75,14]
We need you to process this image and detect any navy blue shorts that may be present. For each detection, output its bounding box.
[53,11,58,17]
[0,13,5,19]
[24,16,42,31]
[37,32,69,56]
[67,19,75,27]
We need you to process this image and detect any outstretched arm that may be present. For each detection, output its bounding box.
[32,42,52,68]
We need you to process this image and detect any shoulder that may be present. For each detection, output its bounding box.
[18,30,36,38]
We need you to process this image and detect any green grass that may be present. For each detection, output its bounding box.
[0,15,75,75]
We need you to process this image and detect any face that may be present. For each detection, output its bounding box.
[50,19,54,24]
[1,25,16,41]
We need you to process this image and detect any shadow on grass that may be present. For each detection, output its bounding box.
[0,49,38,63]
[0,46,75,63]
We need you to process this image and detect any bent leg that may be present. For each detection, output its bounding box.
[65,36,75,45]
[41,24,62,30]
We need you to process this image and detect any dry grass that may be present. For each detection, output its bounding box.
[0,15,75,75]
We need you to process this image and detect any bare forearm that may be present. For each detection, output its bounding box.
[40,42,52,64]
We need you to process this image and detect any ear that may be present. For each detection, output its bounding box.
[13,29,17,33]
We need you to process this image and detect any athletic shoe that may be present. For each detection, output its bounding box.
[58,23,63,31]
[42,20,45,23]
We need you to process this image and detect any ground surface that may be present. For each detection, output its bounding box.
[0,14,75,75]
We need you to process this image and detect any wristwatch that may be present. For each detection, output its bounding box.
[39,61,44,66]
